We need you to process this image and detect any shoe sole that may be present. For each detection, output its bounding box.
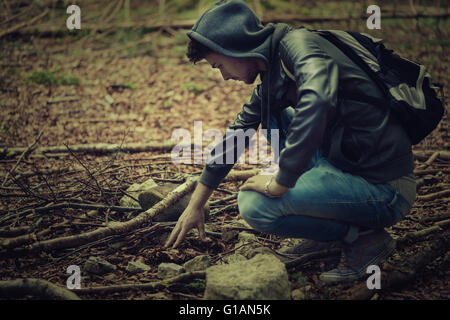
[319,238,396,283]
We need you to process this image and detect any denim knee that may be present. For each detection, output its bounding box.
[237,190,276,232]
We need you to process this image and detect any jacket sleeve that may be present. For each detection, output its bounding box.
[199,84,262,189]
[276,31,339,188]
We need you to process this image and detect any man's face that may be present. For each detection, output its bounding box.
[204,52,261,85]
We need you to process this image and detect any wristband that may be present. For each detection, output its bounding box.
[264,176,280,198]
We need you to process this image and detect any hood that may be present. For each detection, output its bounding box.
[187,0,276,65]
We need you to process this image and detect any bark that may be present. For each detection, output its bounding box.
[0,278,81,300]
[74,271,205,295]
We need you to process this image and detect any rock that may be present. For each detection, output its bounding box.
[126,261,151,274]
[246,246,278,259]
[157,262,185,279]
[221,228,239,242]
[234,232,261,258]
[220,253,247,264]
[183,255,212,272]
[291,288,306,300]
[204,254,291,300]
[119,178,158,208]
[83,257,116,275]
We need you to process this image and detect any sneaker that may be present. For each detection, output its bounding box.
[319,229,396,283]
[277,239,340,257]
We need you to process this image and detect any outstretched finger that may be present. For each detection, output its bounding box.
[165,224,180,248]
[197,221,206,241]
[172,227,189,248]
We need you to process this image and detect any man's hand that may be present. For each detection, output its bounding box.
[239,174,288,197]
[164,205,206,249]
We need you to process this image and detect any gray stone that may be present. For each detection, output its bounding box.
[183,255,212,272]
[158,262,185,279]
[83,256,116,275]
[221,228,239,242]
[119,178,158,208]
[234,232,261,258]
[126,261,151,274]
[291,288,307,300]
[220,253,247,265]
[204,254,291,300]
[246,246,278,259]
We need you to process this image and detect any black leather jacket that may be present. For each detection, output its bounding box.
[200,26,414,189]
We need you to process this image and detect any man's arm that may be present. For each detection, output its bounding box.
[165,85,263,248]
[165,181,213,248]
[276,30,339,188]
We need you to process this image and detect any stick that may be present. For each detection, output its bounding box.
[3,178,197,254]
[1,141,188,158]
[74,271,206,295]
[0,202,142,225]
[0,8,49,38]
[2,129,43,187]
[0,278,81,300]
[417,189,450,201]
[284,248,341,269]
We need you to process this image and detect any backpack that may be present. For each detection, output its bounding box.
[281,29,445,145]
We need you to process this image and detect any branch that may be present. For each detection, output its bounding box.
[0,278,81,300]
[1,129,43,187]
[73,271,205,295]
[1,178,197,254]
[1,141,187,158]
[0,8,49,38]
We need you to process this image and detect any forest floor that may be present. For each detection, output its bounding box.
[0,5,449,300]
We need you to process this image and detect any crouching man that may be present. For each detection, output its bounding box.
[165,0,416,283]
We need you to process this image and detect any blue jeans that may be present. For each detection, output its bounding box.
[238,107,413,243]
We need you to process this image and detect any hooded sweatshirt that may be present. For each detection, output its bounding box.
[187,0,415,196]
[188,0,292,188]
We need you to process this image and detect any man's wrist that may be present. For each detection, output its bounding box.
[265,176,289,197]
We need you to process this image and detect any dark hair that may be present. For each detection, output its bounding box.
[186,38,212,64]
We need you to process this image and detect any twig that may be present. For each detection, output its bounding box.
[73,271,205,295]
[2,129,43,187]
[64,143,108,205]
[0,8,49,38]
[416,151,440,170]
[0,202,142,225]
[284,248,341,269]
[417,189,450,201]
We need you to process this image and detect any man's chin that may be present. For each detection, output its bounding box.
[244,73,258,84]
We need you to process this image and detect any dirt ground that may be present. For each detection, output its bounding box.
[0,2,449,300]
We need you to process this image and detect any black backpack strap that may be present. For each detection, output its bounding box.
[316,31,389,98]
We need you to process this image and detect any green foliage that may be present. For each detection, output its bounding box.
[182,81,206,94]
[7,67,20,76]
[291,272,308,286]
[124,81,137,90]
[27,70,81,86]
[186,280,206,292]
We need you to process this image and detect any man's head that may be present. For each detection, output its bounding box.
[185,0,275,84]
[187,38,266,84]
